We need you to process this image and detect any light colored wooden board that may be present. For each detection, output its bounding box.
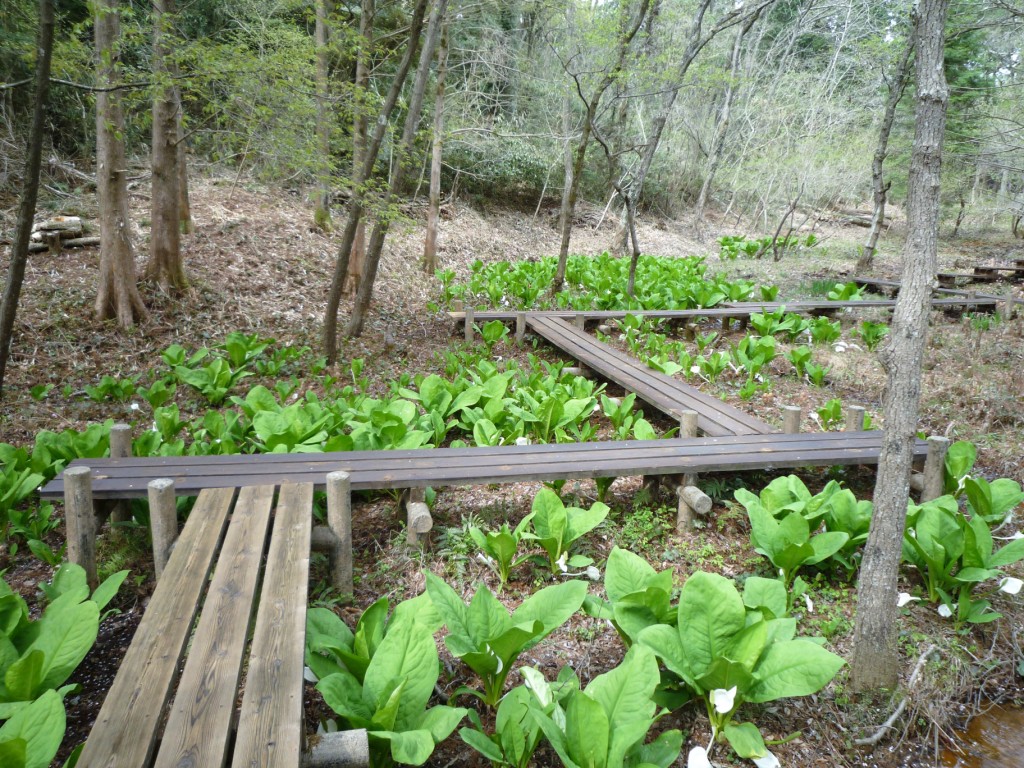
[76,486,237,768]
[232,482,314,768]
[154,485,276,768]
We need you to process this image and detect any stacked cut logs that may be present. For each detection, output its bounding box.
[28,216,99,254]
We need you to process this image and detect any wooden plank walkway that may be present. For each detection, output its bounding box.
[449,295,997,322]
[527,314,774,436]
[39,431,921,500]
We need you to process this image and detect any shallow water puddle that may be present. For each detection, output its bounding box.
[941,706,1024,768]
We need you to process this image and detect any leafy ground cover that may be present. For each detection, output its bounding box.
[1,179,1023,766]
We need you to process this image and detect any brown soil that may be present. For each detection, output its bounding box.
[1,176,1023,767]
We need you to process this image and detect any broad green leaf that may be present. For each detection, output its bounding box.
[747,639,845,702]
[605,548,663,602]
[316,671,373,727]
[585,645,658,731]
[418,704,467,743]
[459,727,504,762]
[0,689,64,768]
[565,693,608,768]
[742,577,787,620]
[723,721,767,759]
[90,571,128,613]
[512,580,588,640]
[678,573,747,677]
[375,728,435,765]
[363,614,438,731]
[990,537,1024,568]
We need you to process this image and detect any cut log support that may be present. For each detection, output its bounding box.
[675,473,710,532]
[109,422,132,525]
[782,405,802,434]
[304,729,370,768]
[516,312,526,345]
[845,405,866,432]
[326,471,354,602]
[679,410,699,438]
[921,435,950,502]
[406,501,433,545]
[64,466,97,589]
[465,306,475,343]
[148,478,177,579]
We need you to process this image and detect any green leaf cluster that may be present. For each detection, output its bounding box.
[523,489,608,573]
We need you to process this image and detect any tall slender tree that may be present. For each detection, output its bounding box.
[323,0,430,363]
[423,17,449,274]
[857,34,914,271]
[851,0,951,692]
[313,0,334,231]
[0,0,54,399]
[94,0,147,325]
[146,0,187,291]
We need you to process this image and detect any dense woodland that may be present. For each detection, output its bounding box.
[1,1,1024,767]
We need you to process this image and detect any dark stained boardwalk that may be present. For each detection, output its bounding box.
[527,315,774,436]
[39,431,924,500]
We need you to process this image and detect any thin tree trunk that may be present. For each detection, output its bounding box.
[345,0,373,296]
[423,18,448,274]
[0,0,54,399]
[323,0,429,364]
[695,10,758,221]
[175,84,193,234]
[552,0,652,294]
[858,36,914,271]
[94,0,147,326]
[346,0,449,337]
[146,0,186,291]
[630,0,774,225]
[851,0,950,693]
[313,0,334,231]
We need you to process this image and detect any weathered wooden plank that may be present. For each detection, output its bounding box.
[45,432,926,499]
[154,485,276,768]
[232,482,314,768]
[529,315,774,435]
[76,487,237,768]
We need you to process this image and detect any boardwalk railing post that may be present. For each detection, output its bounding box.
[574,315,585,330]
[465,306,475,344]
[679,410,699,438]
[148,478,177,579]
[844,405,866,432]
[921,436,950,502]
[109,422,132,525]
[516,312,526,345]
[327,471,354,603]
[65,466,97,589]
[782,406,802,434]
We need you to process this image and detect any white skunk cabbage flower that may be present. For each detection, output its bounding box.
[710,686,737,715]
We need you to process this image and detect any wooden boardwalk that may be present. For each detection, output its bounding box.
[450,295,997,323]
[39,431,923,500]
[527,315,774,436]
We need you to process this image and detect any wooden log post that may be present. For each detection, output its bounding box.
[326,471,354,602]
[676,475,712,532]
[921,436,950,502]
[148,478,177,579]
[516,312,526,345]
[844,405,866,432]
[782,405,802,434]
[574,315,586,330]
[406,502,433,546]
[679,410,699,438]
[683,323,697,341]
[464,306,475,344]
[303,729,370,768]
[64,466,98,589]
[109,422,132,525]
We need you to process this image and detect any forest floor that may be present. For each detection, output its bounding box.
[2,175,1024,768]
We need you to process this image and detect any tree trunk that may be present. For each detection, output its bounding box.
[313,0,334,231]
[322,0,429,363]
[95,0,147,326]
[146,0,186,291]
[858,36,914,271]
[346,0,448,338]
[851,0,950,693]
[0,0,54,399]
[695,10,758,221]
[552,0,652,295]
[345,0,373,296]
[175,84,193,234]
[422,18,448,274]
